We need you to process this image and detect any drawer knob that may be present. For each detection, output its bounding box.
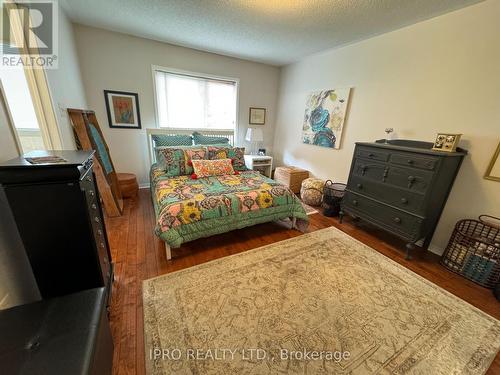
[100,242,105,248]
[89,190,95,196]
[97,229,103,235]
[394,217,401,223]
[368,153,375,157]
[407,159,414,164]
[356,183,363,189]
[400,198,408,204]
[352,200,358,206]
[91,203,97,210]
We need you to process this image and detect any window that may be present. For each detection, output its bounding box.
[0,62,45,153]
[154,69,237,130]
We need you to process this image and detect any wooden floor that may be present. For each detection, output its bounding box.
[106,189,499,375]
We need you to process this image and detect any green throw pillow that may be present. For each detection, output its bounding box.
[152,134,193,147]
[157,147,206,176]
[192,131,230,145]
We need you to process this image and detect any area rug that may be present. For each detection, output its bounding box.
[300,201,319,215]
[143,227,500,374]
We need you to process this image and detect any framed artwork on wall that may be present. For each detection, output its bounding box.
[484,141,500,182]
[302,88,351,149]
[104,90,141,129]
[249,107,266,125]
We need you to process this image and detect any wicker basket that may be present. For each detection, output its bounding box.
[323,181,346,217]
[274,166,309,194]
[441,215,500,288]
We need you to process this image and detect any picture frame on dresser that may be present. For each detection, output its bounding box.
[432,133,462,152]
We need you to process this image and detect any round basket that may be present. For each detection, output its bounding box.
[440,215,500,288]
[323,181,346,217]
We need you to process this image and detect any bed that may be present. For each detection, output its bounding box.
[147,128,309,259]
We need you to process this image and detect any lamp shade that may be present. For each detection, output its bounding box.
[245,127,264,142]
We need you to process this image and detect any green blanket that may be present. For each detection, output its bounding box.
[150,165,309,248]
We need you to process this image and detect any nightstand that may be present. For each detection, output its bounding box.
[244,155,273,178]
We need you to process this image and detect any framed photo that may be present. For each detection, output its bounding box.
[249,107,266,125]
[432,133,462,152]
[104,90,141,129]
[484,141,500,182]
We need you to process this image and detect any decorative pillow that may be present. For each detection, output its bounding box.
[192,131,230,145]
[207,146,246,171]
[152,134,192,147]
[157,147,205,176]
[191,159,236,178]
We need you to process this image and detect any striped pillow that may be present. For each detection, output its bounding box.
[152,134,193,147]
[192,131,230,145]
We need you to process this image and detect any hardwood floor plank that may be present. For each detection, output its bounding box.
[106,189,499,374]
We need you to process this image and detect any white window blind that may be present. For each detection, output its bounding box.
[154,70,237,129]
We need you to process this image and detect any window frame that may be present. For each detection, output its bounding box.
[4,1,62,150]
[151,65,240,136]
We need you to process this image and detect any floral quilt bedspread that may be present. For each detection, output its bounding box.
[151,165,309,248]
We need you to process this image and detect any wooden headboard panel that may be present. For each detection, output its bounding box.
[146,128,235,164]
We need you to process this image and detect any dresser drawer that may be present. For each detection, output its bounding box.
[385,165,434,194]
[348,176,425,214]
[352,158,434,194]
[390,152,439,171]
[342,191,422,239]
[355,146,390,162]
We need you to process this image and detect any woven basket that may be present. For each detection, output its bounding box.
[441,215,500,288]
[274,166,309,194]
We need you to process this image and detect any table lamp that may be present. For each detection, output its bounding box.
[245,128,263,155]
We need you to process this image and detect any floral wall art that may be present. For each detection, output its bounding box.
[302,88,351,149]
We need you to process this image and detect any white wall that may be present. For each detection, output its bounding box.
[73,25,280,185]
[273,0,500,254]
[45,5,88,149]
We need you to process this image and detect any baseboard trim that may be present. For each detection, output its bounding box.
[427,244,443,256]
[139,183,150,189]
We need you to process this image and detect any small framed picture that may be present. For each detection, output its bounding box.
[249,107,266,125]
[432,133,462,152]
[104,90,141,129]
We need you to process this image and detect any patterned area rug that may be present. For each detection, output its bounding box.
[143,227,500,374]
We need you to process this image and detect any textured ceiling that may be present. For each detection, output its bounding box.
[62,0,482,66]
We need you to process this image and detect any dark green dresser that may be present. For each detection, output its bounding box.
[340,139,467,259]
